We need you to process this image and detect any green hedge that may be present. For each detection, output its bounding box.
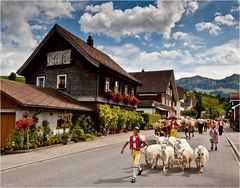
[99,104,145,133]
[142,113,161,130]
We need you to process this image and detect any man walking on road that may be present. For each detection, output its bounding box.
[121,127,147,183]
[217,118,225,136]
[198,117,205,135]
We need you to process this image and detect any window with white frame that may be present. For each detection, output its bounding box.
[169,99,172,107]
[57,74,67,89]
[131,87,135,97]
[115,81,119,93]
[105,78,110,92]
[162,96,165,105]
[36,76,45,87]
[124,85,128,95]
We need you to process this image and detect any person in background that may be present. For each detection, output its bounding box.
[198,117,205,134]
[218,118,225,136]
[121,127,147,183]
[209,123,219,150]
[169,116,180,137]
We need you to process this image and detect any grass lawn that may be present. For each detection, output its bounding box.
[1,76,26,83]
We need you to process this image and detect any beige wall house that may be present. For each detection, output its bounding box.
[0,79,91,148]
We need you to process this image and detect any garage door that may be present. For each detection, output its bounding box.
[0,113,16,148]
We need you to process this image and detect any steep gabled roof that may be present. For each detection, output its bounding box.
[1,79,92,111]
[17,24,141,85]
[129,70,178,100]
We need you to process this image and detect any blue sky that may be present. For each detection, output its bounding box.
[1,0,240,79]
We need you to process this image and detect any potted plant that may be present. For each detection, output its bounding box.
[124,94,129,104]
[132,96,139,105]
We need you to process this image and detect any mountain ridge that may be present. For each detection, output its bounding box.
[176,74,239,97]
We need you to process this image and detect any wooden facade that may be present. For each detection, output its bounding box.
[130,70,178,117]
[17,25,141,112]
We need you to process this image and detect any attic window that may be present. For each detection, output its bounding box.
[47,50,71,66]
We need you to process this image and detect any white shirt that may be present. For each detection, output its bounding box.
[127,135,145,149]
[198,118,204,124]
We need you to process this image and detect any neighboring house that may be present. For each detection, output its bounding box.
[184,96,194,110]
[16,24,141,118]
[174,86,186,119]
[229,92,240,131]
[129,70,178,118]
[0,79,91,148]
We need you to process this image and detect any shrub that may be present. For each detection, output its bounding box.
[28,125,41,146]
[42,120,51,142]
[149,114,161,125]
[6,128,25,150]
[8,72,17,81]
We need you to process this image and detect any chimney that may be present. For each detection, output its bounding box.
[142,69,145,72]
[87,35,93,47]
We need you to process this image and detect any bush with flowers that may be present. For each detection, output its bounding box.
[16,117,35,130]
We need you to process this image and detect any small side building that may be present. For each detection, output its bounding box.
[0,79,91,148]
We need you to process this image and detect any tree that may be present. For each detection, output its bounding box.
[195,95,205,118]
[183,109,198,117]
[202,96,220,118]
[8,72,17,81]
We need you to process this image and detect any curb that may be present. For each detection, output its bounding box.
[0,143,119,172]
[224,131,240,161]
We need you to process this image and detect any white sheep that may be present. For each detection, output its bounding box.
[167,136,176,147]
[177,146,194,171]
[160,144,174,173]
[194,145,209,173]
[174,138,190,164]
[141,144,162,169]
[155,136,167,145]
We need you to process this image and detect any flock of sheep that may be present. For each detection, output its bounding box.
[141,136,209,173]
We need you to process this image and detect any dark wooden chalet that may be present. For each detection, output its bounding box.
[129,70,178,118]
[17,24,142,114]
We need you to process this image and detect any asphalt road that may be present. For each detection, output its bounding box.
[1,131,239,187]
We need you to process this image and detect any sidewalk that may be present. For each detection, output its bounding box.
[224,123,240,153]
[1,130,154,171]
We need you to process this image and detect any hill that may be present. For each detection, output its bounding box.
[176,74,239,97]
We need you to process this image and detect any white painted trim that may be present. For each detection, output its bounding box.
[231,103,240,109]
[138,93,158,96]
[0,109,17,113]
[36,76,45,87]
[57,74,67,89]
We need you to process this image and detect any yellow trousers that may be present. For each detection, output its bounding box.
[170,128,178,137]
[131,149,141,167]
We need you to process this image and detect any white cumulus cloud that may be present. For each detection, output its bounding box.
[214,14,237,26]
[195,22,221,36]
[79,0,198,40]
[172,31,204,49]
[0,1,76,75]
